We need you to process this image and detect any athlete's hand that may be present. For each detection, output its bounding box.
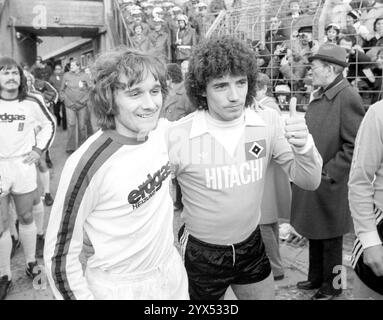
[363,245,383,277]
[23,150,41,165]
[284,97,308,148]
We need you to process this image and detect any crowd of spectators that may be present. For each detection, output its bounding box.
[117,0,383,112]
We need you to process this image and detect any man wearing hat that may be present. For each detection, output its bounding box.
[342,9,371,46]
[149,17,171,62]
[174,14,197,64]
[291,43,365,300]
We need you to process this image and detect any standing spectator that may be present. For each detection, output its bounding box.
[291,43,365,300]
[31,56,53,82]
[131,24,152,52]
[127,9,151,37]
[183,0,199,17]
[174,14,197,64]
[160,63,194,121]
[349,99,383,300]
[255,73,290,282]
[60,60,91,154]
[49,64,67,130]
[192,2,211,40]
[208,0,226,17]
[150,18,172,62]
[64,57,74,73]
[142,1,155,26]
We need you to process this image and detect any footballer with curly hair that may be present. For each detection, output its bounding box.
[167,36,323,300]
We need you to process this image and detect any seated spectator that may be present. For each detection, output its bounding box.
[361,0,383,36]
[266,42,288,84]
[339,35,376,105]
[370,48,383,104]
[329,0,353,31]
[341,9,371,47]
[280,0,312,40]
[265,16,288,55]
[252,40,271,73]
[364,17,383,58]
[274,84,291,112]
[303,0,322,15]
[324,23,341,44]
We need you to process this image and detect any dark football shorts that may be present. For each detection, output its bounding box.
[178,225,271,300]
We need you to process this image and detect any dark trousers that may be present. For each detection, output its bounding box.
[308,236,343,295]
[53,101,67,130]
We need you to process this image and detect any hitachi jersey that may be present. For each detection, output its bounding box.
[44,119,176,300]
[167,108,323,245]
[0,95,55,157]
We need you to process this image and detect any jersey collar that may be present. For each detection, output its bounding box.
[189,108,266,139]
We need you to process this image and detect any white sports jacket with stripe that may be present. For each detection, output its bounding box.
[44,120,175,300]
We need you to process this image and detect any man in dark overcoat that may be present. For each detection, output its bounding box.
[290,43,366,300]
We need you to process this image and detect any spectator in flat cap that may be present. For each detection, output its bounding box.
[291,43,365,300]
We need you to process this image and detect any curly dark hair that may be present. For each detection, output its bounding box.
[89,48,168,130]
[185,35,258,110]
[0,56,28,101]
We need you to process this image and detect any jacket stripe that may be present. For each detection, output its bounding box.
[26,94,56,151]
[51,134,122,299]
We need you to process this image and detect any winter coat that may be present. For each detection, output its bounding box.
[290,75,365,239]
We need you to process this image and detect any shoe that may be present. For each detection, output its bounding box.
[297,280,321,290]
[35,234,45,258]
[274,274,285,281]
[0,275,12,300]
[311,290,341,300]
[44,193,54,206]
[26,261,42,284]
[10,236,21,259]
